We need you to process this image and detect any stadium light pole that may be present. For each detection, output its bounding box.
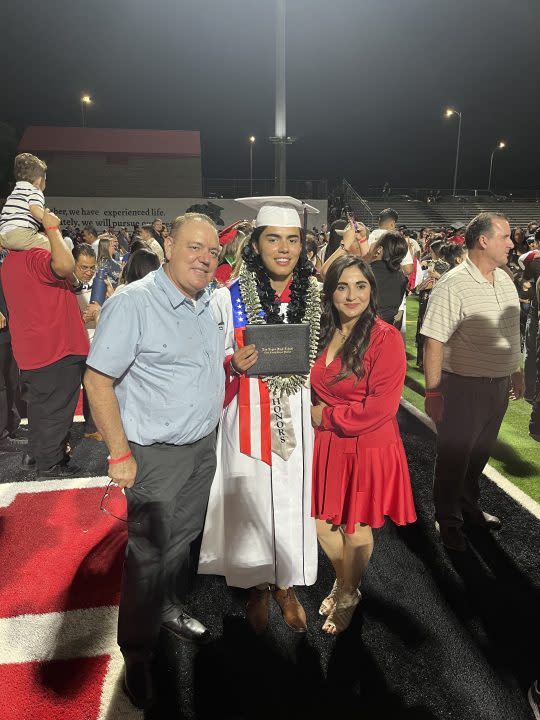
[269,0,295,194]
[81,94,92,127]
[249,136,255,195]
[445,107,462,197]
[488,141,506,192]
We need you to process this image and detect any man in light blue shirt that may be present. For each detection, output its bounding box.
[85,213,224,710]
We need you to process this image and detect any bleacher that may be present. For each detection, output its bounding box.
[433,199,540,229]
[335,181,540,230]
[362,197,448,230]
[366,196,540,230]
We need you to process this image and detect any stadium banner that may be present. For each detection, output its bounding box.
[46,197,328,232]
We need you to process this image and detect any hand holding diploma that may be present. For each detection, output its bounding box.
[231,344,258,375]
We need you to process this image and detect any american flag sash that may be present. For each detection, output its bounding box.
[229,280,272,466]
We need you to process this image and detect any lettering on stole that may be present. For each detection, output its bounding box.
[271,395,287,445]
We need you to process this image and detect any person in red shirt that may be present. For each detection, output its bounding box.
[1,210,89,477]
[310,255,416,635]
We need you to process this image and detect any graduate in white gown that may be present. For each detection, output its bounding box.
[199,197,321,633]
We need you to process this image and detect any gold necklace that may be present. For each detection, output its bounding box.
[337,329,350,343]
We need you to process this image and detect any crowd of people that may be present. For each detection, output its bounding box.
[0,153,538,713]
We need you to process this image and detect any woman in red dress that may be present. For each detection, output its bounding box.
[310,255,416,635]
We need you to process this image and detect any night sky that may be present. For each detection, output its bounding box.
[2,0,539,192]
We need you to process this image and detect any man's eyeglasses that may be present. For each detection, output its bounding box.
[100,480,141,526]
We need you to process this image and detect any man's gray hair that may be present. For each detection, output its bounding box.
[170,213,217,239]
[465,212,508,250]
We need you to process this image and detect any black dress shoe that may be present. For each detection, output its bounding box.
[37,461,83,479]
[464,510,502,530]
[0,436,28,452]
[435,522,467,552]
[162,611,208,642]
[123,660,154,710]
[21,452,36,468]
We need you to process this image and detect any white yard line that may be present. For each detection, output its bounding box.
[0,606,117,664]
[0,475,109,507]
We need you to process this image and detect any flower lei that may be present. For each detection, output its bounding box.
[238,263,321,396]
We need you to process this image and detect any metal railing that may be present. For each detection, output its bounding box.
[329,179,374,227]
[203,177,328,199]
[361,186,540,202]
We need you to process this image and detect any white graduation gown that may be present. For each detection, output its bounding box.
[198,286,318,589]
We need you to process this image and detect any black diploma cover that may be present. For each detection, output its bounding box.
[244,324,310,376]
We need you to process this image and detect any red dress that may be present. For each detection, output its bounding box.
[311,318,416,533]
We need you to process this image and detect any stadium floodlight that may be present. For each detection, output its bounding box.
[488,141,507,192]
[81,94,92,127]
[444,107,462,197]
[249,136,256,195]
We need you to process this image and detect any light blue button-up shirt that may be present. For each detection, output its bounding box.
[87,267,225,445]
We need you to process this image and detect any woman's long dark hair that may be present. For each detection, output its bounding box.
[319,255,378,384]
[121,248,160,284]
[377,231,408,271]
[241,225,314,324]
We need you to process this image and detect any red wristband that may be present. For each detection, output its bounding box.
[359,238,368,244]
[425,390,442,398]
[45,226,59,231]
[107,451,132,465]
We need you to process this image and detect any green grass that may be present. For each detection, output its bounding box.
[404,295,540,504]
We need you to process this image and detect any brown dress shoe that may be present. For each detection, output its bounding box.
[272,587,307,633]
[246,586,271,634]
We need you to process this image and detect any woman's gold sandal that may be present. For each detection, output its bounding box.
[318,578,343,617]
[322,589,361,634]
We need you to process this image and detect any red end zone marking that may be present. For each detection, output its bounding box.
[0,655,109,720]
[0,487,126,618]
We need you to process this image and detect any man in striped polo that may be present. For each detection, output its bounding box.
[421,212,522,551]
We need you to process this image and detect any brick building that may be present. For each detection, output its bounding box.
[17,127,202,197]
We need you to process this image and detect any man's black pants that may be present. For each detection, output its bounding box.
[0,342,20,439]
[82,385,96,434]
[20,355,86,471]
[530,322,540,438]
[434,372,510,529]
[117,432,217,660]
[524,309,539,401]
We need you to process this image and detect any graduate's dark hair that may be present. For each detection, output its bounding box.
[241,225,314,324]
[318,255,378,384]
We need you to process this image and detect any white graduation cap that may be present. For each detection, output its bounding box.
[235,196,319,228]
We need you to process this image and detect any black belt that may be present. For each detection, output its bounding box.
[443,372,509,383]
